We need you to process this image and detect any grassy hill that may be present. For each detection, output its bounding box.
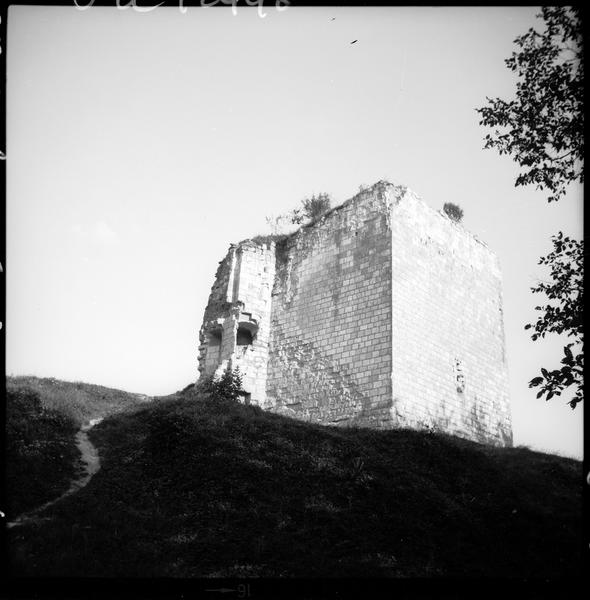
[5,376,150,518]
[6,383,583,578]
[6,375,151,426]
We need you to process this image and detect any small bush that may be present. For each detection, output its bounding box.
[292,193,332,225]
[265,193,332,236]
[197,366,244,402]
[443,202,464,222]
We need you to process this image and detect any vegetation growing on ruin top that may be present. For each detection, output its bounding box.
[443,202,465,223]
[242,233,291,247]
[241,181,492,253]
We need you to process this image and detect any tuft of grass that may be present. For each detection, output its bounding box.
[7,385,583,578]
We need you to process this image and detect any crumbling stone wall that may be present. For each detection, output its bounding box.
[197,241,275,403]
[197,181,512,446]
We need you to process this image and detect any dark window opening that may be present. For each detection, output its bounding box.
[237,327,254,346]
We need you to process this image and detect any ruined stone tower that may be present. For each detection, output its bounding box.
[197,181,512,446]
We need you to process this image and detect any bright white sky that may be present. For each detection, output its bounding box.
[7,5,583,459]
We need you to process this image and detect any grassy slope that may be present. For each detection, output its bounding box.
[7,388,583,578]
[5,388,79,517]
[5,376,149,519]
[6,375,151,426]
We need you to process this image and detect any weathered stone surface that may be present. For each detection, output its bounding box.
[197,181,513,446]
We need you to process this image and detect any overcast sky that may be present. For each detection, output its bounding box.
[7,5,583,459]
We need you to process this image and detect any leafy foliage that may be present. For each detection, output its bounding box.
[525,234,584,408]
[442,202,464,223]
[476,8,584,408]
[476,7,583,203]
[197,365,244,402]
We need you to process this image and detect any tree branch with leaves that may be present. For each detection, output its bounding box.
[525,234,583,408]
[476,7,584,409]
[476,7,583,203]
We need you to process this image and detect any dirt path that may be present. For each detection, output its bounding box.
[7,418,103,529]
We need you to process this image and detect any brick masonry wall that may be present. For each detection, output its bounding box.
[265,182,393,427]
[388,185,512,446]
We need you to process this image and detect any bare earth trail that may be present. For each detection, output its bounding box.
[7,418,103,529]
